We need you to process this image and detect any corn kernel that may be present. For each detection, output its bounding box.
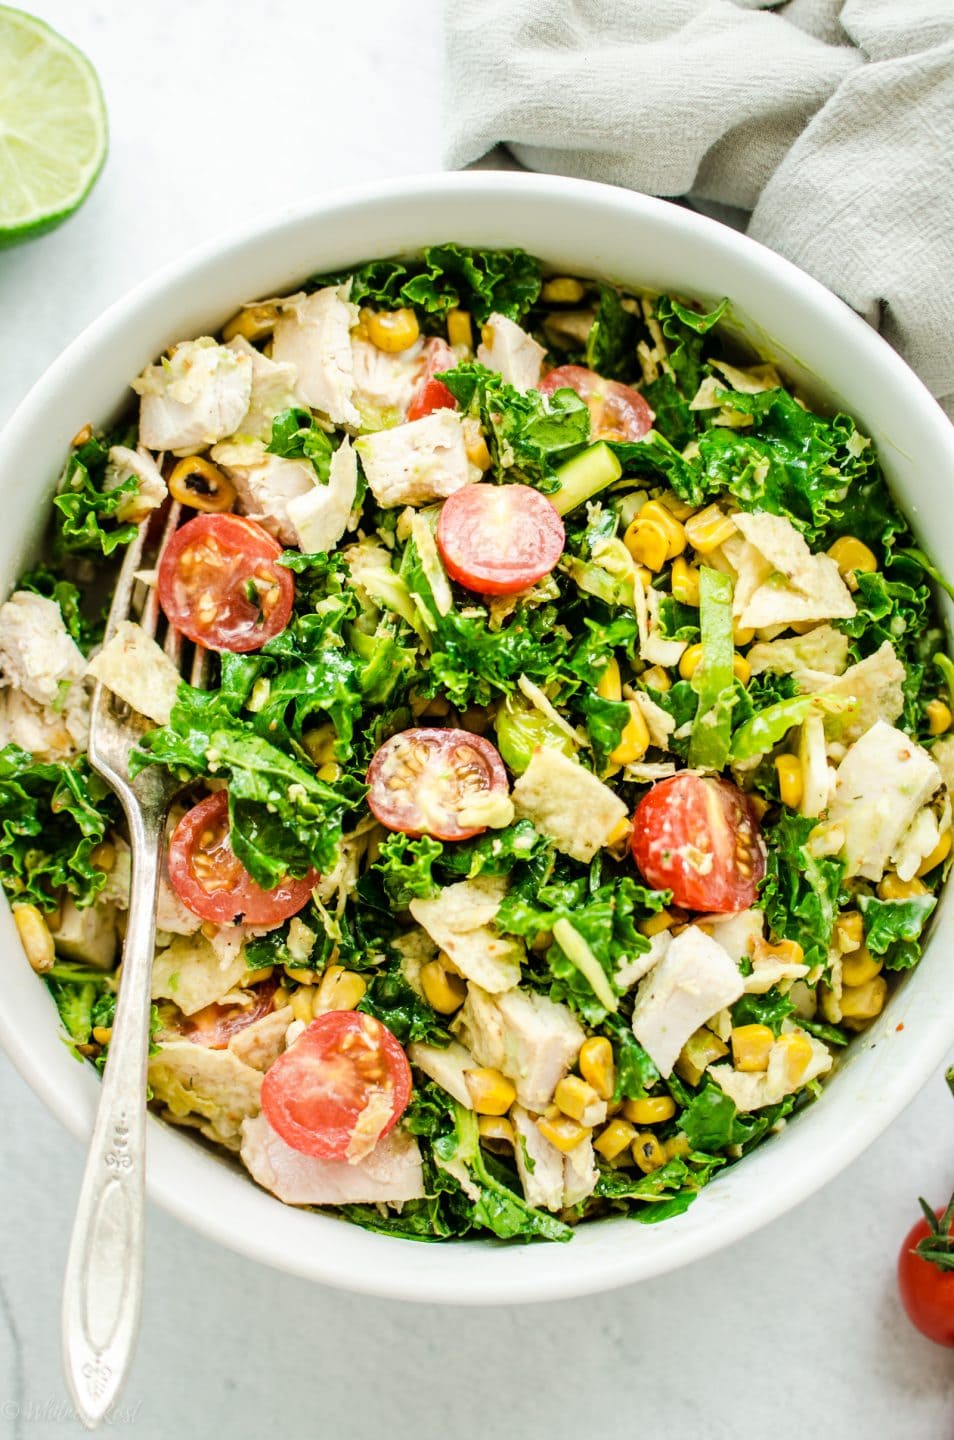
[478,1115,514,1151]
[290,987,315,1024]
[284,965,317,984]
[317,761,341,783]
[632,1131,667,1174]
[878,872,928,900]
[639,501,687,559]
[834,910,864,953]
[828,535,877,588]
[272,985,291,1010]
[366,307,420,353]
[841,945,883,986]
[639,909,674,939]
[420,960,467,1014]
[465,1067,517,1116]
[579,1036,616,1100]
[447,307,473,349]
[840,976,888,1021]
[168,455,236,513]
[465,432,492,471]
[678,644,704,680]
[623,1095,677,1125]
[733,625,756,647]
[731,1024,775,1073]
[641,665,671,692]
[555,1074,607,1126]
[597,657,622,702]
[604,817,632,850]
[658,491,695,521]
[671,556,701,606]
[244,966,275,986]
[916,829,952,877]
[748,794,770,820]
[927,699,953,736]
[753,937,804,968]
[732,652,751,684]
[664,1133,691,1161]
[302,724,337,766]
[541,276,586,304]
[610,700,650,765]
[314,965,367,1015]
[91,1025,113,1046]
[594,1117,636,1162]
[674,1028,728,1086]
[624,517,670,572]
[70,422,93,448]
[89,841,116,873]
[222,302,279,344]
[775,754,804,809]
[775,1030,815,1086]
[536,1113,589,1153]
[13,904,55,974]
[685,503,737,553]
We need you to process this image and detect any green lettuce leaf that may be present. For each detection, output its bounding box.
[759,812,845,970]
[585,286,638,379]
[858,895,937,957]
[310,244,543,325]
[688,566,735,771]
[266,407,335,481]
[52,431,140,557]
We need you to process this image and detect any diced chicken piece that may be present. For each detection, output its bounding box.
[563,1133,599,1208]
[0,687,84,760]
[240,1113,425,1204]
[148,1040,263,1149]
[477,313,546,392]
[747,624,850,680]
[827,721,942,880]
[511,747,627,864]
[151,932,250,1015]
[800,641,905,746]
[408,1040,478,1109]
[409,876,521,993]
[511,1105,566,1212]
[351,335,424,429]
[225,335,299,442]
[210,439,315,546]
[104,445,167,519]
[355,409,476,509]
[270,286,360,428]
[227,1006,294,1071]
[729,512,856,630]
[701,908,764,964]
[85,621,182,726]
[285,437,358,554]
[452,983,585,1110]
[631,926,745,1078]
[710,1027,832,1111]
[0,591,86,707]
[133,337,253,454]
[890,806,942,882]
[49,896,118,970]
[615,929,671,991]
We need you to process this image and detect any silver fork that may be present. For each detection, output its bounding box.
[61,502,209,1429]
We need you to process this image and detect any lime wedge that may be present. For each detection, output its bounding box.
[0,6,107,247]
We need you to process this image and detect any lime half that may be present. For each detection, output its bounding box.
[0,6,107,247]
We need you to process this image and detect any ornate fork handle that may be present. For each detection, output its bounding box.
[61,789,166,1430]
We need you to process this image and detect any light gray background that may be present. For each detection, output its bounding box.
[1,4,953,1436]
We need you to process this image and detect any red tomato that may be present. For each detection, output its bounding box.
[436,483,565,596]
[631,773,765,913]
[407,337,458,421]
[168,791,317,926]
[539,364,654,442]
[158,512,294,653]
[898,1204,954,1346]
[181,979,277,1049]
[367,727,508,841]
[261,1011,412,1160]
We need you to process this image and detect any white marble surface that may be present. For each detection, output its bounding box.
[1,3,953,1435]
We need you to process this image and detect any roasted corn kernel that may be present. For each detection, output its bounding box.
[610,701,651,765]
[89,841,116,873]
[420,959,467,1014]
[775,1030,815,1086]
[775,754,804,810]
[594,1118,637,1162]
[632,1131,667,1174]
[597,657,622,702]
[555,1074,607,1127]
[926,699,953,736]
[536,1113,589,1153]
[916,830,952,877]
[834,909,864,953]
[684,503,737,553]
[639,500,687,559]
[465,1067,517,1116]
[840,976,888,1022]
[841,945,883,987]
[679,643,704,680]
[579,1036,616,1100]
[290,987,315,1024]
[664,1133,691,1161]
[447,308,473,349]
[641,665,671,692]
[671,556,701,606]
[465,431,492,471]
[314,965,367,1015]
[623,1095,677,1125]
[168,456,236,513]
[674,1028,729,1086]
[222,302,279,344]
[623,517,670,572]
[639,908,675,938]
[13,904,55,973]
[478,1115,515,1152]
[541,276,586,304]
[366,307,420,352]
[733,625,756,647]
[731,1024,775,1073]
[878,872,929,900]
[604,816,632,850]
[828,535,877,587]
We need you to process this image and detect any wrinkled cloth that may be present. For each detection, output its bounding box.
[444,0,954,416]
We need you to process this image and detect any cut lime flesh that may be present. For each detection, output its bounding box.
[0,5,107,246]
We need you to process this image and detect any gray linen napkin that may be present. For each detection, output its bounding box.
[444,0,954,416]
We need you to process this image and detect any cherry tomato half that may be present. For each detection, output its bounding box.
[181,979,277,1049]
[407,337,458,421]
[168,791,317,926]
[538,364,654,442]
[158,512,294,653]
[261,1011,412,1160]
[631,773,765,913]
[898,1205,954,1347]
[436,482,565,596]
[367,727,508,841]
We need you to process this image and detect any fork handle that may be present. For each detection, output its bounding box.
[61,815,163,1429]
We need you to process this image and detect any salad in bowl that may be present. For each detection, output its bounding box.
[2,243,951,1245]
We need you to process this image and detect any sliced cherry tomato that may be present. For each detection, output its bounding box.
[407,337,458,421]
[367,727,508,841]
[261,1011,412,1160]
[158,512,294,653]
[436,483,565,596]
[898,1202,954,1347]
[631,773,764,913]
[181,979,277,1049]
[538,364,654,442]
[168,791,317,926]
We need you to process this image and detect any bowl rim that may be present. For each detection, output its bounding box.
[2,169,954,1304]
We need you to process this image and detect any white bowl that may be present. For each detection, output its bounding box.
[2,172,952,1305]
